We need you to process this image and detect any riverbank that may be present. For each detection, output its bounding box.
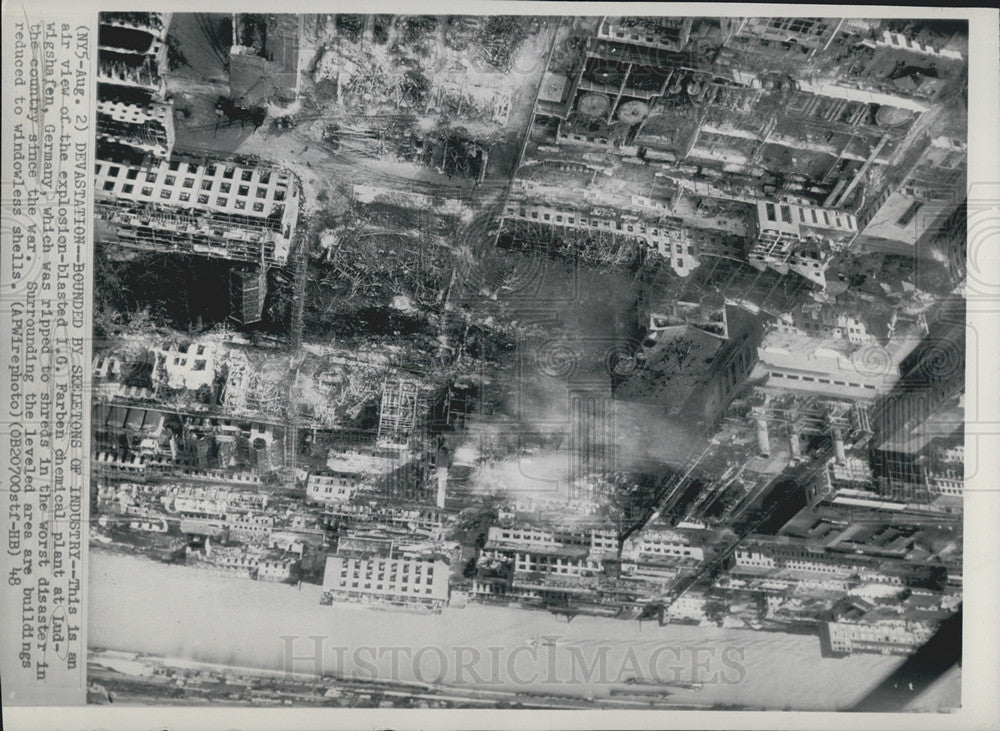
[89,548,932,710]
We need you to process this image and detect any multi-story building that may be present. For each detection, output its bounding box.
[97,100,175,161]
[663,591,708,621]
[597,16,693,53]
[94,157,300,265]
[229,265,267,325]
[507,551,606,600]
[733,536,947,591]
[99,12,171,66]
[870,312,965,500]
[155,340,218,392]
[500,200,699,276]
[854,136,967,254]
[873,328,964,453]
[226,512,275,544]
[484,526,619,560]
[169,483,269,510]
[774,305,876,344]
[192,546,298,582]
[746,201,802,265]
[927,466,963,497]
[722,17,845,57]
[96,13,174,162]
[322,554,450,609]
[306,471,362,504]
[512,551,604,577]
[826,617,938,656]
[257,557,299,582]
[173,495,228,520]
[734,541,850,576]
[620,528,705,563]
[758,331,898,401]
[746,200,857,276]
[470,523,619,605]
[96,42,167,98]
[935,441,964,465]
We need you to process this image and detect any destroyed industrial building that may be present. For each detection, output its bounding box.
[86,12,969,712]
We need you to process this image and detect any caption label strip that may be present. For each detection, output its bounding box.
[2,11,93,706]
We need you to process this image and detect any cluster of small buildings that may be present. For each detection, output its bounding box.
[87,14,965,663]
[510,15,967,292]
[746,311,964,510]
[825,590,958,656]
[722,521,961,656]
[90,333,438,489]
[90,332,298,485]
[443,280,962,649]
[91,398,285,479]
[466,522,712,619]
[94,479,330,582]
[697,310,963,653]
[452,458,961,655]
[91,333,454,598]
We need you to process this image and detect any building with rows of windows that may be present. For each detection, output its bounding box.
[757,330,898,401]
[745,200,857,285]
[826,617,938,656]
[97,99,175,161]
[94,157,300,265]
[322,554,450,609]
[306,471,362,504]
[501,200,699,276]
[96,12,175,163]
[484,526,620,560]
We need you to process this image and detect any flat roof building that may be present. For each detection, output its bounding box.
[306,471,361,504]
[97,100,175,161]
[322,554,450,609]
[94,158,300,265]
[501,200,699,277]
[758,332,898,401]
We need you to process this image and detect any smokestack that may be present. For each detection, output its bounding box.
[833,429,846,463]
[756,419,771,457]
[789,429,802,458]
[436,464,448,509]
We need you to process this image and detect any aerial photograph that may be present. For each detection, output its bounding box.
[87,12,966,711]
